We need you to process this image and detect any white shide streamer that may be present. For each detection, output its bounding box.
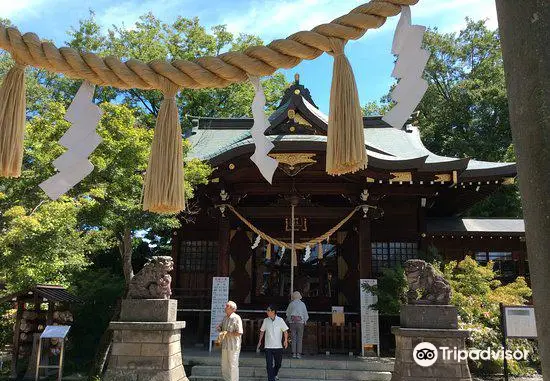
[382,6,430,129]
[251,235,261,249]
[39,82,103,199]
[304,245,311,261]
[248,75,278,183]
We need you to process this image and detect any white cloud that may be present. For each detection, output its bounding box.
[220,0,363,41]
[219,0,498,45]
[0,0,47,20]
[96,0,189,30]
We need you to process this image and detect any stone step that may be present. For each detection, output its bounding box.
[188,365,392,381]
[190,378,391,381]
[183,354,394,372]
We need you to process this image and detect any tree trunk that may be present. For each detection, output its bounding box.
[89,228,134,379]
[495,1,550,379]
[120,228,134,285]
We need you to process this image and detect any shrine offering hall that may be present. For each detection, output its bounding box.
[171,78,527,354]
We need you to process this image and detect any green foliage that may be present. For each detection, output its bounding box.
[362,101,390,117]
[443,257,537,375]
[0,304,15,350]
[0,199,91,291]
[366,256,537,375]
[365,18,522,217]
[362,266,407,315]
[0,10,287,375]
[67,267,125,370]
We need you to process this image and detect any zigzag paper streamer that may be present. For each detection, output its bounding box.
[251,235,261,249]
[248,76,278,183]
[39,82,103,199]
[382,6,430,129]
[304,245,311,261]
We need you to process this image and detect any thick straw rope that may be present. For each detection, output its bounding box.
[0,0,418,90]
[223,204,361,250]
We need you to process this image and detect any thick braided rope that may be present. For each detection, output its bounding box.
[0,0,418,90]
[224,204,361,250]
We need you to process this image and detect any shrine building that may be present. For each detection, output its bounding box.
[171,76,526,353]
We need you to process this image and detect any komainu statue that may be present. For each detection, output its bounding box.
[127,256,173,299]
[404,259,451,305]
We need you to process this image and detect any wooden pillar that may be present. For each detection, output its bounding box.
[359,217,372,279]
[495,1,550,377]
[217,216,230,276]
[170,229,180,288]
[417,197,428,254]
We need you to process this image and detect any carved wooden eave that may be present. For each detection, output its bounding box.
[269,153,317,177]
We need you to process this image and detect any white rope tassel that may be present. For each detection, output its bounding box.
[382,6,429,129]
[39,81,103,199]
[248,75,278,183]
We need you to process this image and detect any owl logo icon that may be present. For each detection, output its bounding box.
[413,342,438,367]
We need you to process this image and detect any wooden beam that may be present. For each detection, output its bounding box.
[232,182,361,195]
[359,217,372,278]
[238,206,357,219]
[217,216,230,276]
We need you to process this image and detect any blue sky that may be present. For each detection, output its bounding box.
[2,0,498,114]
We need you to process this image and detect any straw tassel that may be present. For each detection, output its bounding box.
[0,62,26,178]
[317,242,324,260]
[266,244,272,260]
[142,83,185,214]
[326,38,367,176]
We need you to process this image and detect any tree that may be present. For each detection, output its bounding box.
[365,19,521,217]
[1,10,289,377]
[443,257,537,375]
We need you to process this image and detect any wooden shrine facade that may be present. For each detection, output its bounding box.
[171,78,526,350]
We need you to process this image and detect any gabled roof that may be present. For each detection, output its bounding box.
[186,80,516,178]
[427,218,525,234]
[0,284,81,303]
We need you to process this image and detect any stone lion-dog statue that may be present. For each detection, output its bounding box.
[128,256,173,299]
[404,259,451,305]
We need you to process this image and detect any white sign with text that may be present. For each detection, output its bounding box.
[209,277,230,352]
[504,306,537,338]
[360,279,380,356]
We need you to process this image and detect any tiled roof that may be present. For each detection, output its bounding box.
[427,218,525,233]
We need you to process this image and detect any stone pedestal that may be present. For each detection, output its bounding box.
[391,305,472,381]
[103,299,189,381]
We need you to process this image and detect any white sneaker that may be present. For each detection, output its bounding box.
[297,354,301,359]
[292,354,297,359]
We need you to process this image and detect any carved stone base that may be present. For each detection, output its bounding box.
[103,299,188,381]
[400,305,458,329]
[391,327,472,381]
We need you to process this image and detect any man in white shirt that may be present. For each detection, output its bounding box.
[218,301,243,381]
[257,305,289,381]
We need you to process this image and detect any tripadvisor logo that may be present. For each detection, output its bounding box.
[413,342,438,367]
[413,342,529,367]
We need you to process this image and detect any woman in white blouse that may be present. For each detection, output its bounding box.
[286,291,309,359]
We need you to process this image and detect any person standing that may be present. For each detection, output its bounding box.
[257,305,289,381]
[218,301,243,381]
[286,291,309,359]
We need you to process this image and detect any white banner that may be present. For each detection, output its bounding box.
[209,276,230,352]
[360,279,380,356]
